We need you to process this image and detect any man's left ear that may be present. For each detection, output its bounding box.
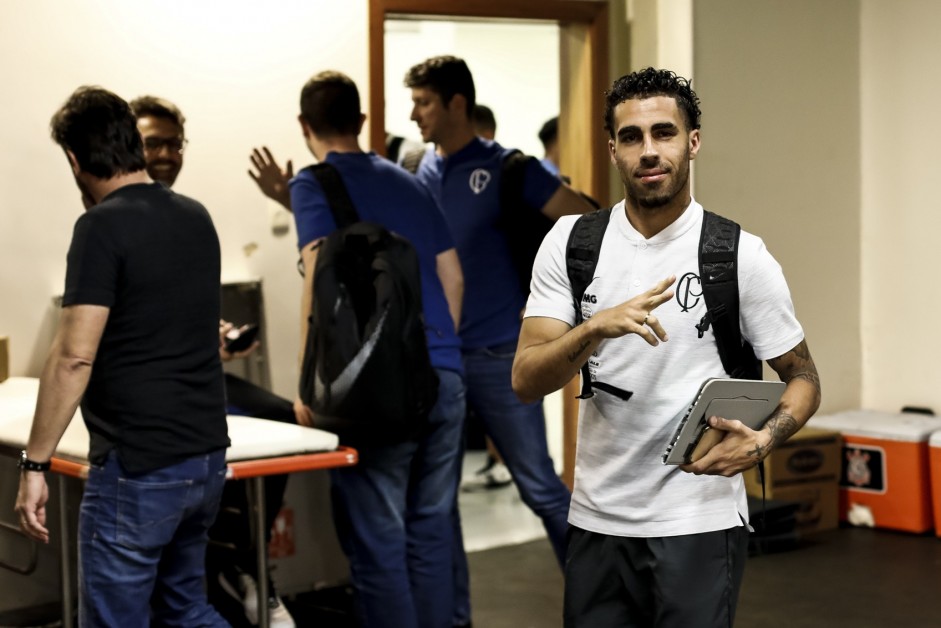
[65,150,80,174]
[356,113,367,134]
[688,129,701,160]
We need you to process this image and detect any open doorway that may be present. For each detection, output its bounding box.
[369,0,609,487]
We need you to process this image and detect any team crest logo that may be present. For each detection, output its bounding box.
[676,272,702,312]
[846,449,871,487]
[469,169,491,194]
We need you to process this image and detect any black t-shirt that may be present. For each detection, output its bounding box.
[63,182,229,473]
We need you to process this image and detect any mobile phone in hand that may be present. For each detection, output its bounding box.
[224,323,260,353]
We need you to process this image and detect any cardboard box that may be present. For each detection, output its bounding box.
[744,427,841,534]
[810,410,941,533]
[0,336,8,383]
[929,431,941,538]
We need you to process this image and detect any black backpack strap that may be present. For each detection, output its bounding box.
[386,135,405,163]
[307,163,360,229]
[400,148,425,175]
[695,210,761,380]
[565,207,612,399]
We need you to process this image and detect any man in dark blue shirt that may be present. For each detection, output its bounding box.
[290,70,466,628]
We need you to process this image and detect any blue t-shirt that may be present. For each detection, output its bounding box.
[290,151,463,374]
[415,138,561,349]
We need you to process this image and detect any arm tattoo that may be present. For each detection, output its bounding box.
[768,340,822,396]
[567,340,591,364]
[746,411,799,461]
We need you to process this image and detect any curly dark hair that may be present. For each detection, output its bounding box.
[404,56,475,117]
[603,68,701,138]
[50,86,146,179]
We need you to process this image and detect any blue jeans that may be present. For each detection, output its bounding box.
[78,449,228,628]
[453,342,572,624]
[330,368,466,628]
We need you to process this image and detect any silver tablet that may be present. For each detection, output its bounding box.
[661,378,786,465]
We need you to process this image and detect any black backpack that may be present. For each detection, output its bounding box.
[565,208,761,400]
[298,163,439,444]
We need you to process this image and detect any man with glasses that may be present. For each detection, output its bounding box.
[129,96,297,628]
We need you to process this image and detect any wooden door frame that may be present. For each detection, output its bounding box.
[368,0,609,487]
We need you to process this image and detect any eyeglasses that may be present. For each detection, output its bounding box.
[143,136,188,154]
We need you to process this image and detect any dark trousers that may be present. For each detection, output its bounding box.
[208,374,294,574]
[564,525,749,628]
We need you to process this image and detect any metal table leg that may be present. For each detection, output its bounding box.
[58,474,73,628]
[251,476,269,628]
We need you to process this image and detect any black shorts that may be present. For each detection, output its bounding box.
[563,524,749,628]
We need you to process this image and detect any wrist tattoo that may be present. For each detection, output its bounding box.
[567,340,591,363]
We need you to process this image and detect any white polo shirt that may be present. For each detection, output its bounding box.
[525,199,804,537]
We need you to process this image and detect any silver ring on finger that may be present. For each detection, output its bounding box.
[642,313,649,326]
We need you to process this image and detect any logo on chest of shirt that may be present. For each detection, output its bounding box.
[468,169,492,194]
[676,272,703,312]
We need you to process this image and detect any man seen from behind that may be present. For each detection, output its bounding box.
[15,86,230,627]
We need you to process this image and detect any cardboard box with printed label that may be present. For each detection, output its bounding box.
[744,426,841,534]
[810,410,941,533]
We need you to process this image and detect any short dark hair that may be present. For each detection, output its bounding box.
[603,68,702,138]
[538,116,558,148]
[299,71,362,137]
[129,95,186,129]
[473,104,496,135]
[50,86,146,179]
[404,56,475,117]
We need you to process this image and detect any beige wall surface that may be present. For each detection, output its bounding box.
[0,1,370,399]
[692,0,862,413]
[860,0,941,412]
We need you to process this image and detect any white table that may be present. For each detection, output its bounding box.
[0,377,357,628]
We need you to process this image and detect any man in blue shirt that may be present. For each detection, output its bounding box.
[290,70,466,628]
[404,55,595,626]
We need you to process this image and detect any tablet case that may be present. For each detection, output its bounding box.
[662,378,786,465]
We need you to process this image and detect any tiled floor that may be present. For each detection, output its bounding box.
[458,450,549,553]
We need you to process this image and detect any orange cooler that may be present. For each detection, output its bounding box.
[931,431,941,538]
[809,410,941,533]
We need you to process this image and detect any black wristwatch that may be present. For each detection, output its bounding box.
[18,450,51,472]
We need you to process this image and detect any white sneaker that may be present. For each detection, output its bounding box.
[218,569,296,627]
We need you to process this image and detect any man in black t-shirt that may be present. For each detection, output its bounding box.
[15,86,229,627]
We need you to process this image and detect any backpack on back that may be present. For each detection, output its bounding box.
[400,147,559,296]
[298,163,439,444]
[565,207,761,400]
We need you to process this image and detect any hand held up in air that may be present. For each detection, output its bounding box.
[248,146,293,211]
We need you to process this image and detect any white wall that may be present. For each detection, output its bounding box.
[691,0,862,414]
[0,0,369,399]
[860,0,941,412]
[384,19,560,158]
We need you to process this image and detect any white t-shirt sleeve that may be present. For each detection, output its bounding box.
[738,233,805,360]
[524,215,579,326]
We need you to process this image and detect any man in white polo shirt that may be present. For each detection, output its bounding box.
[512,68,821,628]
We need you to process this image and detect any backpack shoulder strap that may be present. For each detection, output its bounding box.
[696,210,761,380]
[306,163,360,229]
[400,148,425,175]
[386,135,405,164]
[499,149,528,203]
[565,207,612,399]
